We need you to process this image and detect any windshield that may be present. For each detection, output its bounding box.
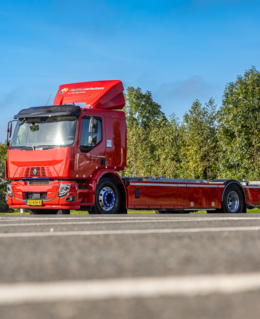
[11,116,78,149]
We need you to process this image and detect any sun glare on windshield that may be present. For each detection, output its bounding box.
[11,116,78,149]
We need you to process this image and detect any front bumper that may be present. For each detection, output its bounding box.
[6,180,94,210]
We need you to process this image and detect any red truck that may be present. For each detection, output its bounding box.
[5,80,260,214]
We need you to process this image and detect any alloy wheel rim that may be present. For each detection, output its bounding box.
[98,186,116,212]
[227,191,239,213]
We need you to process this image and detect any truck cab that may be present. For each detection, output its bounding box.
[5,80,127,214]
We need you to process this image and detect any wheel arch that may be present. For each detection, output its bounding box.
[92,170,127,213]
[221,180,246,213]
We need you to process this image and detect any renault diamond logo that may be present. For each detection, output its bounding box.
[33,168,38,176]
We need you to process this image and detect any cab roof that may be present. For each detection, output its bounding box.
[14,105,81,119]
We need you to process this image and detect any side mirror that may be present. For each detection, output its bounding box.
[6,120,17,149]
[30,124,39,132]
[7,122,12,139]
[89,117,98,134]
[88,135,97,146]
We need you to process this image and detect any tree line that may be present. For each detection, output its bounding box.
[0,66,260,211]
[122,67,260,181]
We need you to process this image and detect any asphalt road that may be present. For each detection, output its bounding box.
[1,213,260,319]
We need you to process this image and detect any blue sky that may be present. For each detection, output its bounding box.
[1,0,260,142]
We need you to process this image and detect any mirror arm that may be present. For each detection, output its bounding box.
[19,118,26,126]
[6,120,18,148]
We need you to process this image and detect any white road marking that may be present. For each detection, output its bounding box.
[1,216,260,223]
[0,219,195,227]
[1,226,260,238]
[0,217,196,224]
[1,216,260,227]
[1,273,260,304]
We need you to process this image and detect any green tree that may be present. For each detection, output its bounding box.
[124,122,153,177]
[123,87,167,177]
[124,87,166,130]
[181,98,218,179]
[149,115,182,178]
[217,67,260,180]
[0,143,9,212]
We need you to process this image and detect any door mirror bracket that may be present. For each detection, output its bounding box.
[6,120,17,149]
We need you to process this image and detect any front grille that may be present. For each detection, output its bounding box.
[15,166,55,178]
[25,167,46,177]
[27,193,47,200]
[27,180,50,185]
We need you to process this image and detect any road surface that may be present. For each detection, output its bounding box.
[1,213,260,319]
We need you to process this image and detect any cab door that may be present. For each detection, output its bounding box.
[76,116,106,179]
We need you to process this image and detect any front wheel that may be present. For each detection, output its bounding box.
[91,178,121,214]
[222,184,244,213]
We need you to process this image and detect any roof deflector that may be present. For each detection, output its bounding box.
[53,80,125,110]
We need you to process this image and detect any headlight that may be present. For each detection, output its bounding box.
[7,184,13,197]
[59,184,71,197]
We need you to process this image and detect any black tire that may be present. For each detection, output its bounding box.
[222,184,244,214]
[29,209,58,215]
[57,210,70,215]
[90,178,121,214]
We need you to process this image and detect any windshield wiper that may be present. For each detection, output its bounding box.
[35,144,66,149]
[11,146,35,150]
[12,144,67,150]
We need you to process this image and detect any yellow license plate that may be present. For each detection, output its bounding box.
[27,200,42,206]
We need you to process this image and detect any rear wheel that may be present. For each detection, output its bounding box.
[222,184,244,214]
[90,178,121,214]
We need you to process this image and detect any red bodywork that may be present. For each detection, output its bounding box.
[5,80,260,211]
[127,182,221,210]
[54,80,125,110]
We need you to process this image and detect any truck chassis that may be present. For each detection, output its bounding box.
[6,174,260,214]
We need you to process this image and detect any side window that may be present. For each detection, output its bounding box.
[80,117,102,151]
